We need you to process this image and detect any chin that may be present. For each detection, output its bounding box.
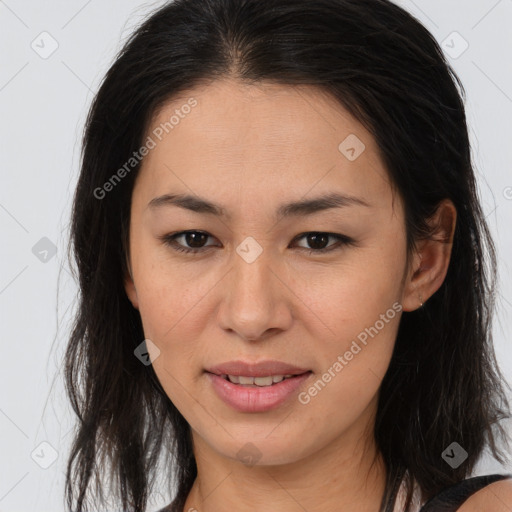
[206,430,312,467]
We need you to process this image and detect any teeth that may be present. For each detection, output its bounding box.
[238,375,255,385]
[224,374,295,386]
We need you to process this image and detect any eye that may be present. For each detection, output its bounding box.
[291,232,356,254]
[159,230,355,255]
[160,230,218,254]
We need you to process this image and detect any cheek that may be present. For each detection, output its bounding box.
[133,258,222,389]
[297,304,400,436]
[300,248,405,331]
[298,248,404,386]
[132,240,207,332]
[136,275,207,343]
[133,267,209,411]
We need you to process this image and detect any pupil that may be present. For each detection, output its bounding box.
[184,232,329,250]
[186,232,207,248]
[308,233,328,249]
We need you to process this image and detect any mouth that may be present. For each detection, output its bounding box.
[211,372,311,387]
[204,369,313,413]
[205,360,312,379]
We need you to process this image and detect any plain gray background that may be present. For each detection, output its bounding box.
[1,0,511,510]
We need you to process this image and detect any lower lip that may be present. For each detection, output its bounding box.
[205,371,312,413]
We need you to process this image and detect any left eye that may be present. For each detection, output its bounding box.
[292,232,355,253]
[160,230,355,255]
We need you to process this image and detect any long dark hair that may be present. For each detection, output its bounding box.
[64,0,511,510]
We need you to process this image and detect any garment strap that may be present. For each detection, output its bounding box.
[419,473,512,512]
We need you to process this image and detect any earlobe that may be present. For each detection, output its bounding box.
[401,199,457,312]
[124,265,139,310]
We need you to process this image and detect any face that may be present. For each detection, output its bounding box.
[124,78,415,467]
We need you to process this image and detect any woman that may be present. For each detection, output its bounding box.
[64,0,512,511]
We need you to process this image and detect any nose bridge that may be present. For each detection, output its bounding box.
[233,244,275,315]
[219,242,291,340]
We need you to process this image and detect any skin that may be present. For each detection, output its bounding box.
[124,78,458,512]
[459,479,512,511]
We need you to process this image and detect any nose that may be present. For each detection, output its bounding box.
[217,249,293,342]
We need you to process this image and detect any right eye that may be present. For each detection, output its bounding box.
[159,230,219,254]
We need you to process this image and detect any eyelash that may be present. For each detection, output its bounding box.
[159,230,356,255]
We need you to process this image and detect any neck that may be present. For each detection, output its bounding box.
[182,411,387,512]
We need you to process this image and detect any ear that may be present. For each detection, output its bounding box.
[401,199,457,312]
[124,258,139,310]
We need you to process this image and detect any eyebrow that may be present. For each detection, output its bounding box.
[146,192,371,219]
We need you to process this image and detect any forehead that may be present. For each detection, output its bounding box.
[134,78,395,217]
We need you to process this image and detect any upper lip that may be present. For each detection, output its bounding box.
[205,360,311,377]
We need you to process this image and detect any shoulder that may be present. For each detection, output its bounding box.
[457,478,512,512]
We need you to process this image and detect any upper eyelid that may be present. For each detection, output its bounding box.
[165,230,351,249]
[170,230,219,245]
